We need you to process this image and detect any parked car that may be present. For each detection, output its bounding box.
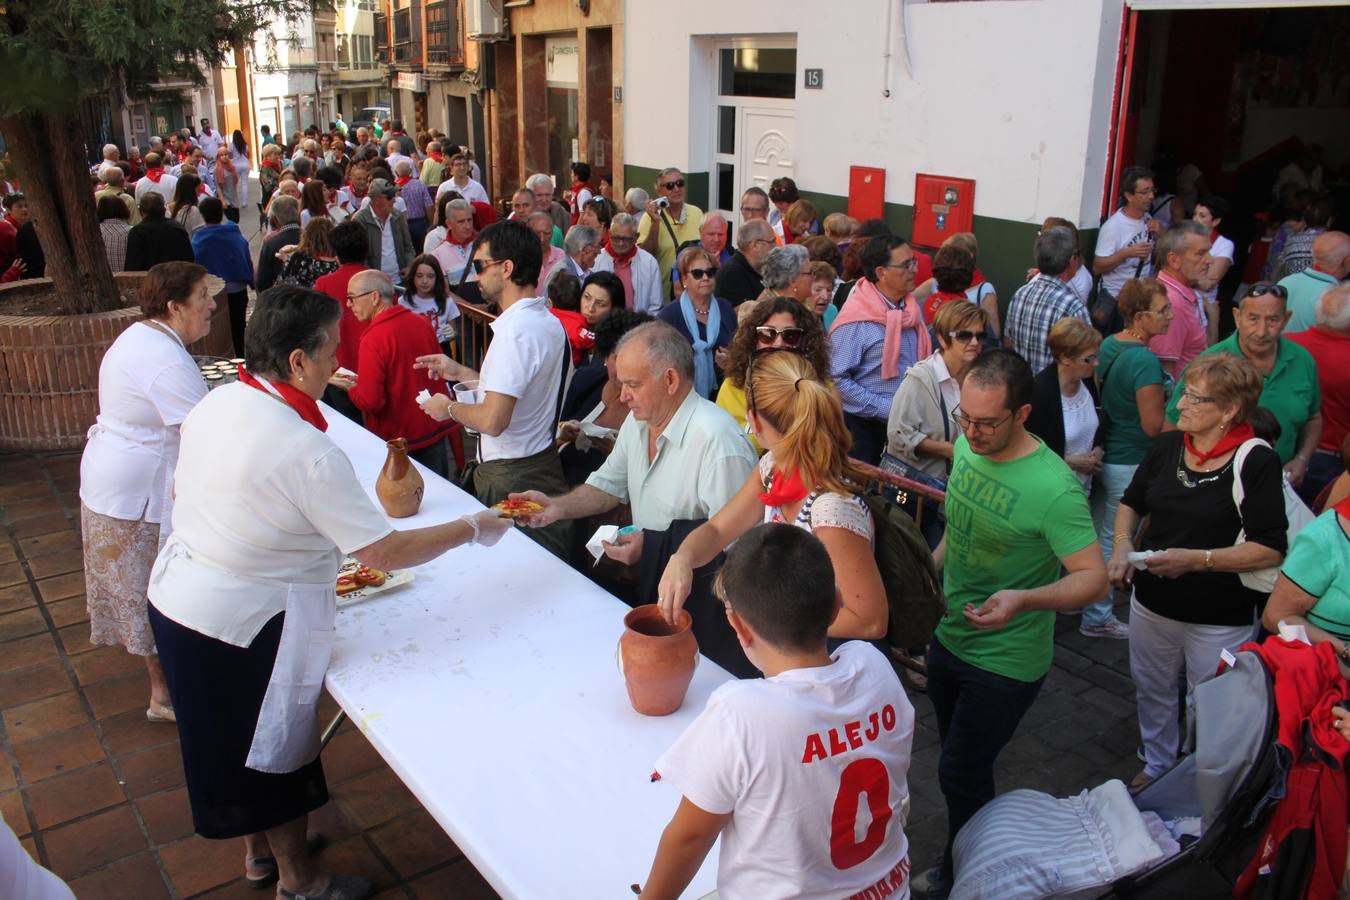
[349,105,392,131]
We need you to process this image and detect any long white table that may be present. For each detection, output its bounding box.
[322,410,726,898]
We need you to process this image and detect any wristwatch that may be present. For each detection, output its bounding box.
[1204,549,1214,571]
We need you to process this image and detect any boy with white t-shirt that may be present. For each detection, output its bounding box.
[639,523,915,900]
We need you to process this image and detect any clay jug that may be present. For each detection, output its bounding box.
[375,438,424,518]
[618,605,699,716]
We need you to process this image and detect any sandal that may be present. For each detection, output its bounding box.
[277,874,372,900]
[245,832,328,890]
[146,701,176,723]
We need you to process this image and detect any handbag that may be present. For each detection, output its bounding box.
[1230,438,1315,593]
[878,373,951,523]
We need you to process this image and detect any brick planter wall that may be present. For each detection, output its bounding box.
[0,274,234,451]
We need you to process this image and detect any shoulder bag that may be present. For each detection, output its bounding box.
[1230,438,1315,592]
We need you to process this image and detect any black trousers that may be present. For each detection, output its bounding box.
[227,290,249,357]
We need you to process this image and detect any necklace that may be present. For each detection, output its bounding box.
[1175,444,1232,488]
[1121,327,1148,342]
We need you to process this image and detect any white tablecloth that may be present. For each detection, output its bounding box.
[322,409,726,899]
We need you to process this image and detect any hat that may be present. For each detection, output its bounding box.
[367,178,397,199]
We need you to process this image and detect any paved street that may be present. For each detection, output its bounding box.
[0,447,1143,897]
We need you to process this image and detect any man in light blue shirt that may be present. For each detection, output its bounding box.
[1278,230,1349,333]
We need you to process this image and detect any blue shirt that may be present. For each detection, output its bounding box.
[829,293,920,421]
[1006,273,1090,374]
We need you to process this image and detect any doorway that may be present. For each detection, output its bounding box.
[709,44,797,223]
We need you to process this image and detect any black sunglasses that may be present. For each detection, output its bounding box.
[948,330,983,345]
[687,267,719,280]
[1247,282,1288,301]
[755,325,804,347]
[661,179,685,190]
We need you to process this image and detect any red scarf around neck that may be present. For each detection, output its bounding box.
[1334,494,1350,520]
[395,175,412,188]
[237,366,328,432]
[759,466,811,508]
[145,168,164,183]
[429,151,445,164]
[262,159,282,172]
[604,233,636,263]
[1184,421,1254,465]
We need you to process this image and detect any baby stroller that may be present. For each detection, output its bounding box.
[949,645,1288,899]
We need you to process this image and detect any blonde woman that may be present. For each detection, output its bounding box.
[659,351,888,645]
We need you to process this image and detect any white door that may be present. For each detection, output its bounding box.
[738,106,795,202]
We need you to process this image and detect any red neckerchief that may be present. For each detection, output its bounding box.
[1210,228,1221,244]
[782,221,797,245]
[348,185,367,200]
[145,168,164,183]
[604,233,636,263]
[1184,421,1255,465]
[1334,495,1350,520]
[759,467,811,508]
[447,232,475,248]
[395,175,412,188]
[429,151,445,164]
[262,159,282,172]
[236,366,328,432]
[196,183,207,196]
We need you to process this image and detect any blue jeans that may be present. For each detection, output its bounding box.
[1300,448,1345,507]
[1086,462,1137,626]
[927,638,1045,875]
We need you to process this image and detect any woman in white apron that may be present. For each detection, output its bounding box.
[79,262,215,723]
[147,285,511,900]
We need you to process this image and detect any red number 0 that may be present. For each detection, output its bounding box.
[830,757,893,869]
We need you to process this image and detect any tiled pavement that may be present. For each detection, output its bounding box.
[1,449,1142,897]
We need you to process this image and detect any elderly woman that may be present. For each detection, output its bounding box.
[214,146,241,223]
[886,300,989,547]
[579,196,617,237]
[657,247,735,399]
[280,218,340,289]
[715,295,831,450]
[79,262,214,723]
[1111,353,1287,786]
[1026,317,1127,639]
[339,270,454,476]
[147,285,510,896]
[659,350,887,645]
[758,243,815,307]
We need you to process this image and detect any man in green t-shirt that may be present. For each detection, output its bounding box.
[916,349,1107,900]
[1164,285,1321,482]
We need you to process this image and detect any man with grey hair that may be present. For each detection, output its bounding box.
[255,195,302,292]
[715,218,775,306]
[1148,220,1213,377]
[431,197,478,284]
[352,178,415,284]
[1288,281,1350,499]
[96,143,121,179]
[624,186,650,230]
[639,167,704,301]
[1279,230,1350,333]
[592,212,662,314]
[96,167,139,224]
[512,321,756,666]
[526,172,570,239]
[1005,226,1090,373]
[543,225,601,292]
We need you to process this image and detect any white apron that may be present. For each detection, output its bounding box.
[150,538,338,774]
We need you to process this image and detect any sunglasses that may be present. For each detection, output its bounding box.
[661,179,685,190]
[1247,282,1288,300]
[687,267,719,280]
[471,258,506,275]
[948,330,983,344]
[755,325,804,347]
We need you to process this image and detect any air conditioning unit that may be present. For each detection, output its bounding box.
[465,0,506,42]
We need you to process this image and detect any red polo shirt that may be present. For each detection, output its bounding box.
[314,263,370,373]
[1288,326,1350,453]
[346,304,450,449]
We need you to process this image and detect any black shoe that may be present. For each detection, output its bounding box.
[912,864,952,899]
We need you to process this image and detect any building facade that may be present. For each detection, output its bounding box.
[336,0,386,120]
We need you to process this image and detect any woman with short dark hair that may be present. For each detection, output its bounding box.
[147,285,511,895]
[80,262,214,727]
[170,173,205,235]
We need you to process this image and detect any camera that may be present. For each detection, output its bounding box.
[656,197,670,209]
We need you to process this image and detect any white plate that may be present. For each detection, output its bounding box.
[336,566,414,608]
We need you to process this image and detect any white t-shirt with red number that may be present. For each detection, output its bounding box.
[655,642,915,900]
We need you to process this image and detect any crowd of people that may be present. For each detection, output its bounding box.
[3,115,1339,900]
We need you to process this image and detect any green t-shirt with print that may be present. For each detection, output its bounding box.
[1281,509,1350,641]
[1097,336,1169,465]
[936,435,1098,682]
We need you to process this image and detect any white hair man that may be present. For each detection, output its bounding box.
[525,172,570,235]
[592,212,661,314]
[1287,281,1350,500]
[638,167,704,301]
[96,144,121,179]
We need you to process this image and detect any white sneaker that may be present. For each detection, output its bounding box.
[1079,617,1130,639]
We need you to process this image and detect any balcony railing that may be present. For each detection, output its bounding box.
[425,0,462,67]
[374,13,388,62]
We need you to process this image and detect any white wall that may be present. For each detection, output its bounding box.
[625,0,1122,228]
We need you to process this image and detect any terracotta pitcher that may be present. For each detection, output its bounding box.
[375,438,424,518]
[618,605,699,716]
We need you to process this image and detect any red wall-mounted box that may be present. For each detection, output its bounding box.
[912,173,975,250]
[848,166,886,223]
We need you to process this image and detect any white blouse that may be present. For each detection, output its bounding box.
[148,383,393,645]
[1061,384,1099,491]
[79,321,207,523]
[758,453,874,541]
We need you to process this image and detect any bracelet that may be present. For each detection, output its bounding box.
[1113,532,1133,544]
[1204,549,1215,571]
[458,513,481,545]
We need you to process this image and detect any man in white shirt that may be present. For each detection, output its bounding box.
[431,198,478,287]
[133,151,179,205]
[196,119,224,186]
[384,139,413,177]
[95,144,122,180]
[417,220,573,559]
[592,213,663,314]
[435,153,489,205]
[1092,165,1164,328]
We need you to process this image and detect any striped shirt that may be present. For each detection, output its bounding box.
[1006,274,1090,374]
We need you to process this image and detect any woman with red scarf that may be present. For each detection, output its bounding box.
[657,349,888,648]
[1110,352,1287,787]
[146,285,510,896]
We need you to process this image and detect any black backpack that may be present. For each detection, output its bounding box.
[860,492,945,651]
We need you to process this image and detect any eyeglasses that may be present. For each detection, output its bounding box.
[1247,282,1288,301]
[610,234,636,244]
[1130,186,1158,195]
[755,325,805,347]
[345,289,377,303]
[687,267,719,280]
[883,258,920,272]
[1179,389,1216,405]
[952,407,1015,435]
[1074,354,1100,365]
[661,179,685,190]
[471,257,507,275]
[740,205,767,215]
[1144,304,1174,317]
[948,330,983,345]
